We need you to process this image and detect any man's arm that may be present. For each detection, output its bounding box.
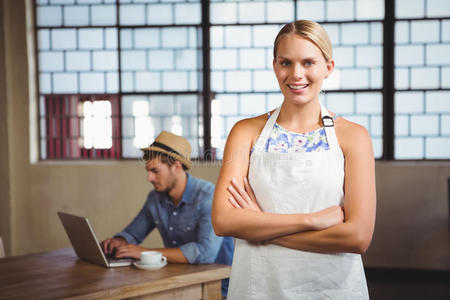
[114,195,156,245]
[101,194,156,256]
[114,193,218,264]
[113,244,188,263]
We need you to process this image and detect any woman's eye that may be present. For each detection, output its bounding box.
[280,61,290,66]
[304,61,313,66]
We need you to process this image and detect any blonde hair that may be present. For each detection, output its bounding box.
[273,20,333,62]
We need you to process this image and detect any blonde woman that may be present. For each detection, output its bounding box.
[212,20,376,299]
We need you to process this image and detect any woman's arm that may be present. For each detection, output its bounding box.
[212,118,344,241]
[269,122,376,254]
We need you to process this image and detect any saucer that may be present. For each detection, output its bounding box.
[134,261,167,271]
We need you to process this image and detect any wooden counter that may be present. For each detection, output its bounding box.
[0,248,231,299]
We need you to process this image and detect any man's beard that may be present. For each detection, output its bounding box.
[161,173,177,194]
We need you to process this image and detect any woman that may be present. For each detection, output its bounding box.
[212,20,376,299]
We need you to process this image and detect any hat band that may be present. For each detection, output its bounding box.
[150,141,185,159]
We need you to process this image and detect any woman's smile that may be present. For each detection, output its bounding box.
[287,83,309,93]
[273,33,334,105]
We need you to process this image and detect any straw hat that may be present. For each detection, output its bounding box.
[141,131,192,169]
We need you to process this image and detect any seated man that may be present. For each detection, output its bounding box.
[101,131,234,297]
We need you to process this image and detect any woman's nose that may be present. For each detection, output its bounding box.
[291,63,304,79]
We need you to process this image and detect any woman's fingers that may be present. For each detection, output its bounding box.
[230,178,252,205]
[227,184,247,207]
[243,178,262,211]
[228,177,262,211]
[244,177,257,202]
[228,196,242,208]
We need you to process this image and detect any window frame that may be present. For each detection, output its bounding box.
[33,0,450,161]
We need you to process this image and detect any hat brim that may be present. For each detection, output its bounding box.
[141,146,192,170]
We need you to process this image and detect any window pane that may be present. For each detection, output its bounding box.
[52,29,77,50]
[120,4,146,25]
[267,1,294,23]
[147,4,172,25]
[239,2,265,23]
[122,94,201,158]
[210,2,237,24]
[395,90,450,159]
[79,29,104,49]
[38,30,50,50]
[119,26,200,93]
[105,28,118,50]
[162,28,188,48]
[91,5,116,26]
[80,73,106,93]
[253,25,281,47]
[411,20,440,43]
[53,73,78,93]
[175,3,201,24]
[327,0,354,21]
[297,0,325,22]
[356,0,384,20]
[66,51,91,71]
[37,6,62,26]
[63,6,89,26]
[39,52,64,71]
[341,23,369,45]
[396,0,425,19]
[395,138,424,159]
[427,0,450,17]
[134,29,160,49]
[92,51,118,71]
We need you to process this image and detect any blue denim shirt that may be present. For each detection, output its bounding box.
[115,173,234,295]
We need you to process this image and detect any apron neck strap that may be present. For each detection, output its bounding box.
[320,103,341,152]
[253,106,281,153]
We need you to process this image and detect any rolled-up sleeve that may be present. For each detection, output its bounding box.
[179,193,223,264]
[115,195,155,245]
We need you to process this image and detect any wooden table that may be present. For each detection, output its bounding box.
[0,248,231,299]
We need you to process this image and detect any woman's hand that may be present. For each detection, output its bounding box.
[308,205,344,231]
[227,177,262,212]
[227,177,343,231]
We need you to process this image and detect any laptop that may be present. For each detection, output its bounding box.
[57,211,134,267]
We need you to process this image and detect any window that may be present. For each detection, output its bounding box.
[40,95,120,159]
[210,0,384,158]
[35,0,450,161]
[394,0,450,159]
[36,0,202,159]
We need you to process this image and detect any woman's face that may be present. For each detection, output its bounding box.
[273,34,334,106]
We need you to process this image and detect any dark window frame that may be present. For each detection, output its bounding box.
[33,0,450,161]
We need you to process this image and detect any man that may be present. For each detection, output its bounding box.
[101,131,234,297]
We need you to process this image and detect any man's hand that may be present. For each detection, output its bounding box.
[100,237,127,254]
[115,244,148,259]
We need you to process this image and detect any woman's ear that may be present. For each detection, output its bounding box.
[325,59,335,78]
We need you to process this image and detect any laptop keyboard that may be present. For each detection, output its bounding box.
[105,253,133,263]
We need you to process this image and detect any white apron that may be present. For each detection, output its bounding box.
[227,104,369,300]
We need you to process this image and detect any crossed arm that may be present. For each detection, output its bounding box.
[211,118,376,254]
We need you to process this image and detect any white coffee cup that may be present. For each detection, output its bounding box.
[140,251,167,265]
